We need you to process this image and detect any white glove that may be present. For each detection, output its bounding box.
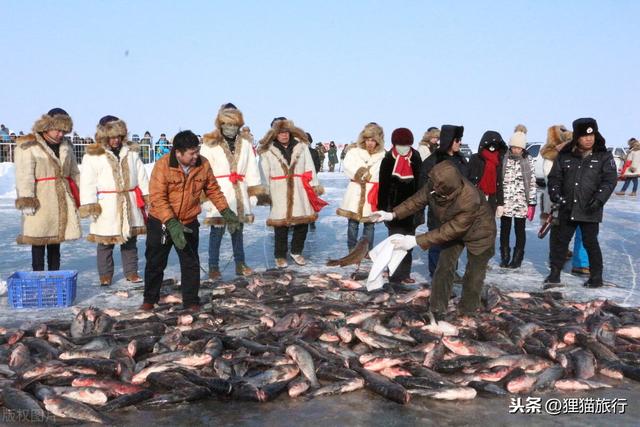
[372,210,394,223]
[496,206,504,218]
[390,235,417,251]
[22,207,36,216]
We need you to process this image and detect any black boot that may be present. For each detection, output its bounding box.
[543,267,562,287]
[499,247,511,268]
[508,248,524,269]
[583,273,603,288]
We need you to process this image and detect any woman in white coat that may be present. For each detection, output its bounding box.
[259,117,326,268]
[79,116,149,286]
[200,103,265,279]
[616,137,640,196]
[337,122,385,251]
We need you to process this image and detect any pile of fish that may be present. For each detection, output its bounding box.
[2,269,640,423]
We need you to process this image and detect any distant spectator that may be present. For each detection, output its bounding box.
[328,141,339,172]
[316,142,326,171]
[0,126,10,162]
[155,133,171,160]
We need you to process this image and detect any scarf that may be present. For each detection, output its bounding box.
[42,133,61,158]
[391,147,414,180]
[478,149,500,195]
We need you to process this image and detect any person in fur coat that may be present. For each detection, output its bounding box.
[337,122,385,251]
[200,103,265,279]
[259,117,327,268]
[495,125,536,268]
[418,127,440,162]
[377,128,423,283]
[14,108,81,271]
[79,115,149,286]
[616,137,640,196]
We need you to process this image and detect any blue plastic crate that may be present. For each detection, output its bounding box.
[7,270,77,309]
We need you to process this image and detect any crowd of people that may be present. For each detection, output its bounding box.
[10,106,636,316]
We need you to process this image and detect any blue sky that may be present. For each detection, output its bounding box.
[2,0,639,148]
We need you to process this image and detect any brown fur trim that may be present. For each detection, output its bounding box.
[202,129,223,147]
[17,134,38,150]
[130,226,146,236]
[258,119,309,154]
[353,167,369,183]
[143,195,150,205]
[514,124,528,134]
[79,203,102,218]
[215,105,245,129]
[240,126,254,144]
[267,213,318,227]
[247,185,267,197]
[541,125,572,160]
[314,185,325,196]
[85,142,106,156]
[87,234,126,245]
[336,208,376,223]
[95,118,128,146]
[204,214,255,226]
[15,197,40,210]
[32,113,73,134]
[356,123,385,152]
[17,235,65,245]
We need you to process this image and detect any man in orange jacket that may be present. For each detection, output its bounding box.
[141,130,239,311]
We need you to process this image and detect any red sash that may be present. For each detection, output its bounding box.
[215,172,245,184]
[350,179,379,212]
[271,171,328,212]
[97,186,147,223]
[35,176,80,208]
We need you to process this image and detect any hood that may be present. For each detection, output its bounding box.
[355,123,385,153]
[258,118,308,154]
[428,161,464,201]
[477,130,507,155]
[438,125,464,153]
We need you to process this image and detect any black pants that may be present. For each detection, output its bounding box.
[550,218,602,280]
[274,224,308,258]
[144,216,201,307]
[387,224,416,282]
[32,244,61,271]
[500,216,526,251]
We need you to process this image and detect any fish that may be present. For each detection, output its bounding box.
[326,237,369,267]
[286,345,320,388]
[43,395,111,424]
[353,366,410,404]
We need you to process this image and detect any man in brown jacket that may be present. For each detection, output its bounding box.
[141,130,239,311]
[374,161,496,317]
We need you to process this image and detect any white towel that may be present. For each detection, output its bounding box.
[366,234,408,291]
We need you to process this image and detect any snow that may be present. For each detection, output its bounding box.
[0,167,638,327]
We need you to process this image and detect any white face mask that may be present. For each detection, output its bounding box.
[395,145,410,155]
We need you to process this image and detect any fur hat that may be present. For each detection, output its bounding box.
[95,115,128,145]
[258,118,308,153]
[628,137,639,149]
[391,128,414,146]
[356,122,385,152]
[569,117,606,151]
[215,103,244,129]
[32,108,73,134]
[508,124,527,149]
[421,127,440,142]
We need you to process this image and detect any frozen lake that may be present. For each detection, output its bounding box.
[0,168,639,426]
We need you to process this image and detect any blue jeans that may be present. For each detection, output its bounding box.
[428,245,442,278]
[347,220,375,251]
[208,224,245,270]
[621,177,638,192]
[572,226,589,269]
